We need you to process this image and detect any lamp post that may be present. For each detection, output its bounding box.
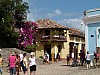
[81,22,85,32]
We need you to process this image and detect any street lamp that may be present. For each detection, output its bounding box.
[81,22,85,32]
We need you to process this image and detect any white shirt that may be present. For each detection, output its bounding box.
[29,57,36,66]
[72,52,74,58]
[47,53,49,61]
[19,54,23,61]
[86,54,91,60]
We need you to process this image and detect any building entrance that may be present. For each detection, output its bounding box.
[69,42,78,59]
[44,45,51,61]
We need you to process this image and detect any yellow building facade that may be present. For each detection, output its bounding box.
[35,19,85,61]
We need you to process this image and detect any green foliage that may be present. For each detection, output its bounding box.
[0,0,29,47]
[25,44,36,53]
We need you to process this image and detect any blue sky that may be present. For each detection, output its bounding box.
[25,0,100,31]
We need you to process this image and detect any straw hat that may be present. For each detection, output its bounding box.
[30,52,35,55]
[12,52,15,55]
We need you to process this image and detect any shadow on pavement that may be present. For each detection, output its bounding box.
[61,65,71,66]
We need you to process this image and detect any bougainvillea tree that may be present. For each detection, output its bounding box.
[18,21,38,51]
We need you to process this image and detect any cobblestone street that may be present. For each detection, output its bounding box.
[2,61,100,75]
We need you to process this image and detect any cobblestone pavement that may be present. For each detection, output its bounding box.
[2,61,100,75]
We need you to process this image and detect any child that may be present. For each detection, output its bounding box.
[0,54,2,75]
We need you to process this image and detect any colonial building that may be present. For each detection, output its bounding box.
[36,19,85,61]
[83,8,100,54]
[68,28,85,59]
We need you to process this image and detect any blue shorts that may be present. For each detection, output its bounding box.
[0,67,2,73]
[10,67,16,75]
[20,61,24,67]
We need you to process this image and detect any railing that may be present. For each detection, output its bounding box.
[40,35,67,42]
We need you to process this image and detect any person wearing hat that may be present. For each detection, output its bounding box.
[29,52,36,75]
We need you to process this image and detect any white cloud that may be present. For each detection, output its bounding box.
[47,9,62,18]
[47,9,78,19]
[27,7,45,21]
[57,18,85,32]
[55,9,62,15]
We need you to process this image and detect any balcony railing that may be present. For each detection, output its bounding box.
[40,35,67,42]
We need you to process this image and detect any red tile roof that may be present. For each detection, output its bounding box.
[69,28,85,37]
[35,18,69,29]
[35,18,85,37]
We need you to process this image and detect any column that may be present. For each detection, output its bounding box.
[54,45,58,59]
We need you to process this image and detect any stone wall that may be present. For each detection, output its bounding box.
[0,48,30,63]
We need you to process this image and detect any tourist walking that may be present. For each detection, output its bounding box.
[19,51,23,71]
[93,51,98,68]
[86,51,91,69]
[22,53,28,75]
[79,50,83,65]
[0,54,3,75]
[79,50,86,66]
[16,54,20,75]
[8,52,17,75]
[29,52,36,75]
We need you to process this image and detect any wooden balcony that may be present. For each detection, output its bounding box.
[40,35,67,42]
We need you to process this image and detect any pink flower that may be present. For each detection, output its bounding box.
[17,21,38,50]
